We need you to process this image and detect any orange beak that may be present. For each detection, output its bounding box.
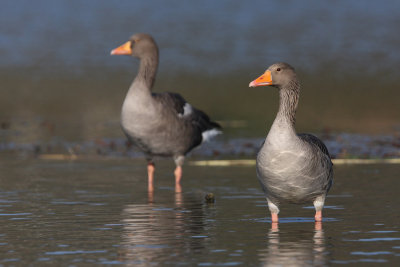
[249,70,273,87]
[110,41,132,55]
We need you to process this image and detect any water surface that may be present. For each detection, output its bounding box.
[1,158,399,265]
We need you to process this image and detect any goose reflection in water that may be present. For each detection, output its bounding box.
[119,188,212,264]
[260,222,326,266]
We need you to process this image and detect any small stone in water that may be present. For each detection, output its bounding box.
[205,193,215,203]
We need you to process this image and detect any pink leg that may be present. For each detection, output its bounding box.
[174,166,182,185]
[315,210,322,222]
[175,183,182,193]
[175,186,183,203]
[147,162,155,193]
[271,222,279,231]
[315,221,322,231]
[271,213,279,223]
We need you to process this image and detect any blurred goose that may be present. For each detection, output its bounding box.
[249,62,333,222]
[111,33,221,190]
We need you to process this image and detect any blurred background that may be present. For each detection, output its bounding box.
[1,0,399,145]
[1,2,400,265]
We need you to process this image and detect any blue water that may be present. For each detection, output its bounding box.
[1,0,399,73]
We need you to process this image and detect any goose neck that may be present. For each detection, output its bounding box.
[134,54,159,90]
[275,81,300,127]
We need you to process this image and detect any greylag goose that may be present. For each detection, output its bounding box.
[111,33,221,190]
[249,62,333,223]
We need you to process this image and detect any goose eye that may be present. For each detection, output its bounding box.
[277,68,281,72]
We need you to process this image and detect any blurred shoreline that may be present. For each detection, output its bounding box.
[1,67,399,140]
[1,130,399,160]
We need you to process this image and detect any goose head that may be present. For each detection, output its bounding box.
[249,62,297,89]
[110,33,158,59]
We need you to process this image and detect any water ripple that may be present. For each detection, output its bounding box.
[351,251,392,255]
[45,250,107,255]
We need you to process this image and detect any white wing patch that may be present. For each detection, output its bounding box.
[178,103,193,118]
[202,129,222,142]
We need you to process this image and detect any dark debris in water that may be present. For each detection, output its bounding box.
[205,193,216,204]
